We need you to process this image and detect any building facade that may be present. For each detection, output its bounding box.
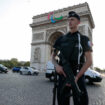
[30,2,95,71]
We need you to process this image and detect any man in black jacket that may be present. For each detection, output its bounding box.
[51,11,92,105]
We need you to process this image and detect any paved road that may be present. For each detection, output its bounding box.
[0,71,105,105]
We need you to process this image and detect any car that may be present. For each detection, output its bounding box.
[12,67,21,72]
[84,68,102,83]
[0,64,8,73]
[45,61,103,83]
[45,61,55,81]
[20,67,39,75]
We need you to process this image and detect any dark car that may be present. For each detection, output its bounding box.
[0,64,8,73]
[12,67,21,72]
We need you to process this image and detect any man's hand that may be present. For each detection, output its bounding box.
[55,65,66,77]
[56,65,72,87]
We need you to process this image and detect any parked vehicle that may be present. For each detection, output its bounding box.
[45,61,55,81]
[84,68,102,83]
[20,67,39,75]
[45,61,103,83]
[12,67,21,72]
[0,64,8,73]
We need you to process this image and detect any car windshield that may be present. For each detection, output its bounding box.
[25,67,28,69]
[0,64,4,67]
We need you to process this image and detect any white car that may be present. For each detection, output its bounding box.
[20,67,39,75]
[45,61,103,83]
[84,68,102,83]
[45,61,55,81]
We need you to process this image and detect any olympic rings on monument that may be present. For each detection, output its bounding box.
[48,12,63,23]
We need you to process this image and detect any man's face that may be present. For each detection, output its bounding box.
[68,17,80,29]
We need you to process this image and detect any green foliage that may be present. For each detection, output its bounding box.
[94,67,101,71]
[0,58,30,69]
[94,67,105,72]
[10,58,18,67]
[23,61,30,66]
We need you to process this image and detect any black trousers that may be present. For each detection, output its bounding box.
[57,75,89,105]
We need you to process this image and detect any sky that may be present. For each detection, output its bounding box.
[0,0,105,69]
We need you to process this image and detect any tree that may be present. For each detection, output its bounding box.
[0,58,30,69]
[10,58,18,67]
[23,61,30,66]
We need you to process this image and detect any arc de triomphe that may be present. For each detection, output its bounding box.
[30,2,95,71]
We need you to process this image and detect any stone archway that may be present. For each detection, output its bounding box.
[30,2,95,70]
[48,31,63,55]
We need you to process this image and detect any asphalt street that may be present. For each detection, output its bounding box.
[0,70,105,105]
